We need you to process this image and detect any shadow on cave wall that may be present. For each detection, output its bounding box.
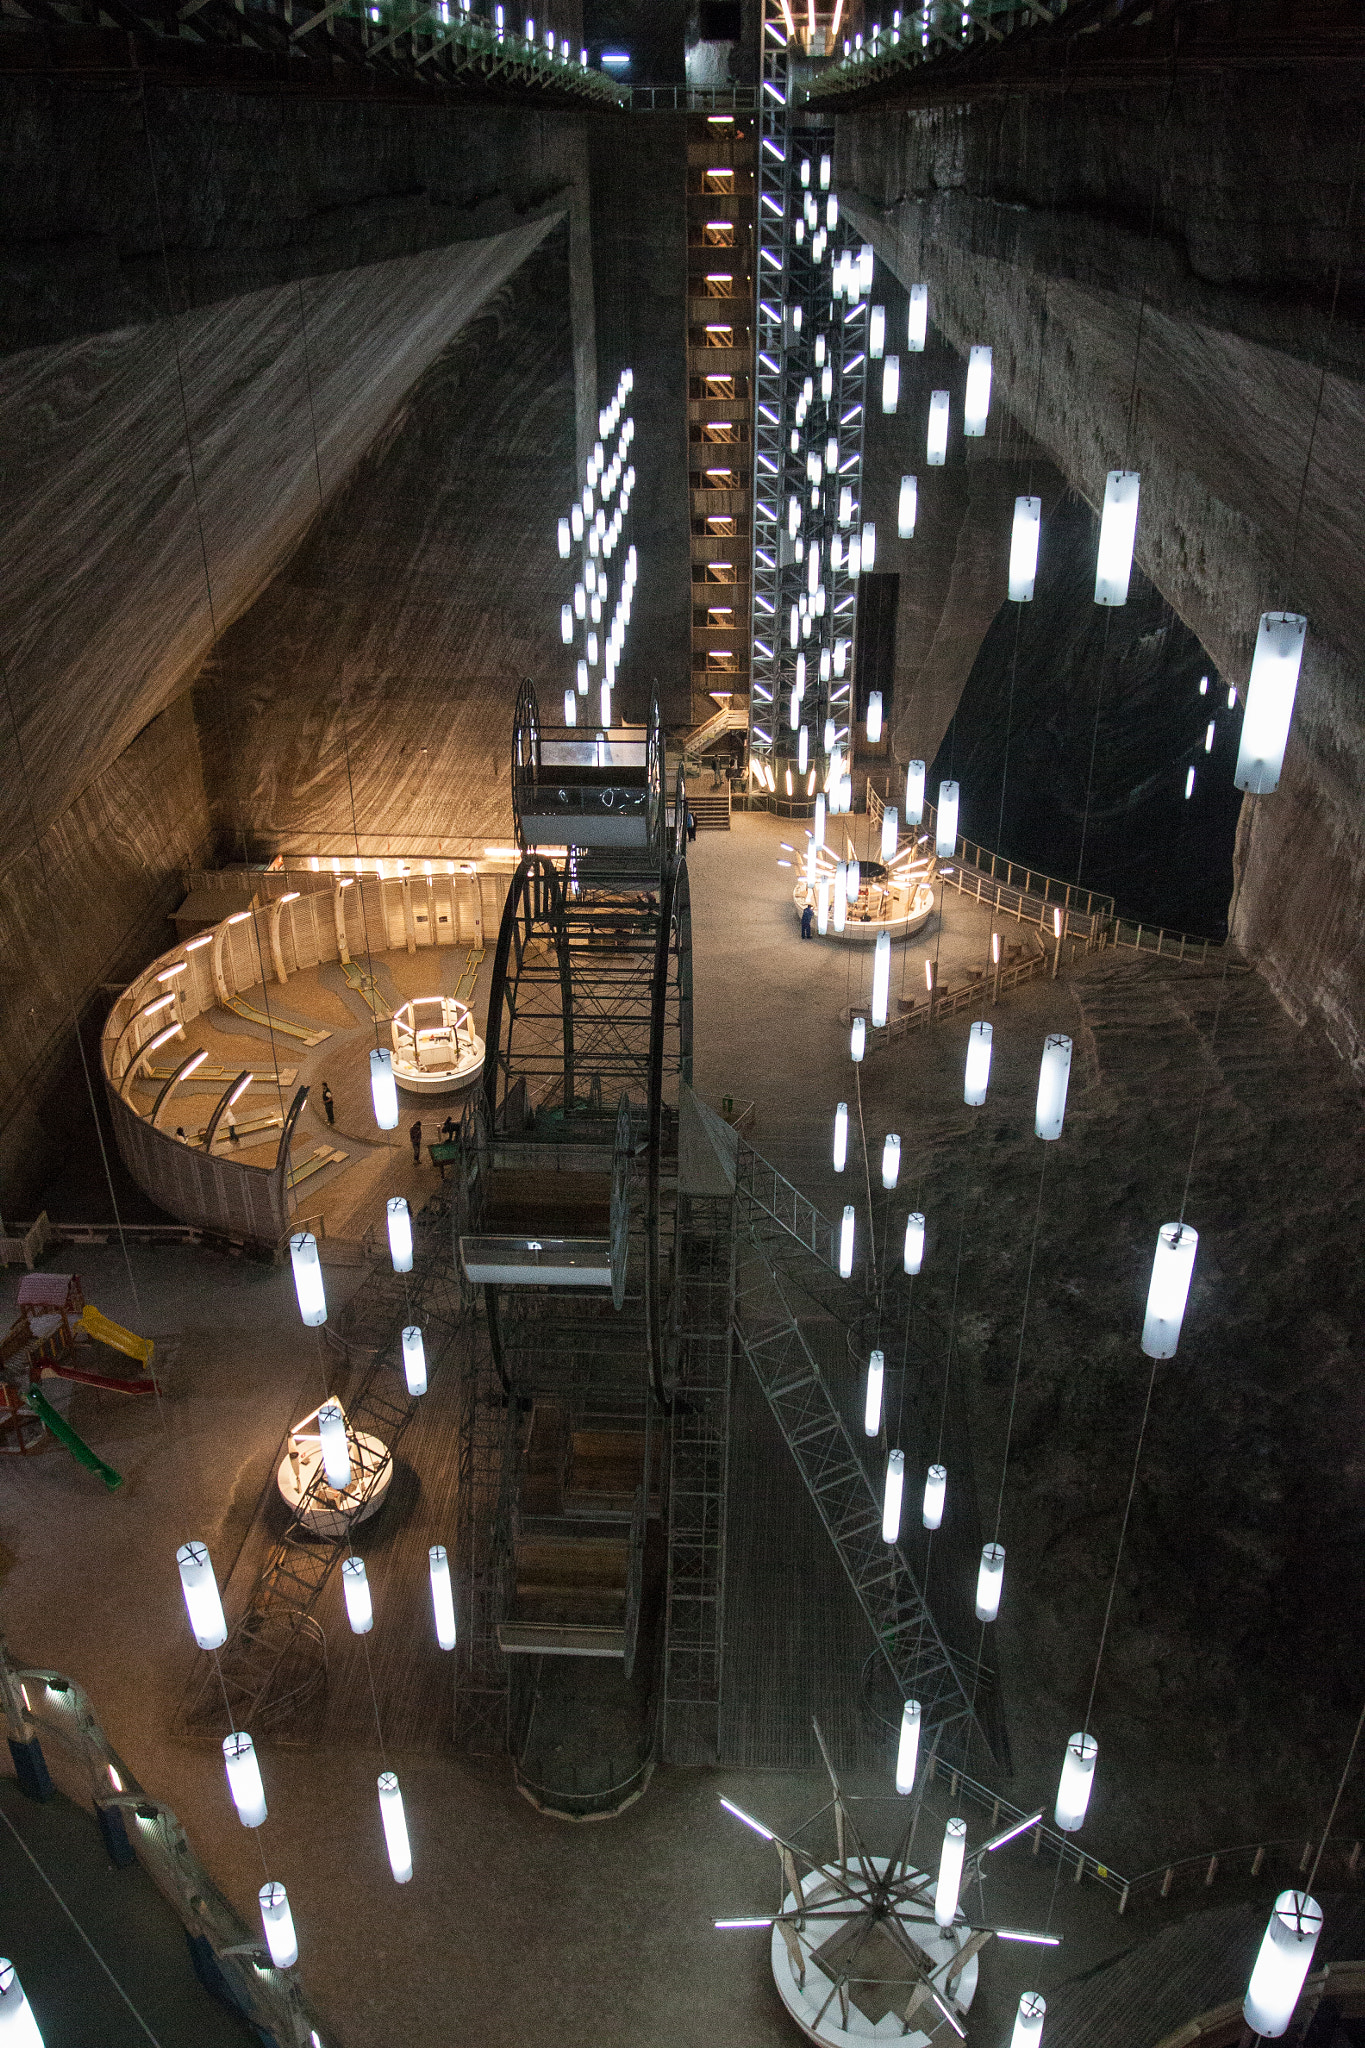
[929,491,1243,939]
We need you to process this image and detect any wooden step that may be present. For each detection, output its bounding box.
[498,1621,627,1658]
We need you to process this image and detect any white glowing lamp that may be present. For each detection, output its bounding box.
[1235,612,1308,794]
[882,355,900,413]
[882,1447,904,1541]
[557,517,571,559]
[564,689,576,725]
[846,858,860,903]
[378,1771,413,1883]
[289,1232,327,1327]
[814,793,826,847]
[872,930,891,1028]
[560,603,573,644]
[177,1540,227,1650]
[858,243,874,294]
[927,389,949,465]
[342,1555,373,1634]
[936,779,959,855]
[0,1960,43,2048]
[935,1817,966,1927]
[369,1047,399,1130]
[861,522,877,572]
[1142,1221,1198,1358]
[577,659,588,695]
[1245,1893,1323,2037]
[817,883,831,935]
[1012,1993,1047,2048]
[318,1400,352,1490]
[923,1461,946,1528]
[401,1325,427,1397]
[833,1101,849,1172]
[798,725,809,774]
[1035,1034,1073,1140]
[904,1212,925,1275]
[851,1017,866,1062]
[895,1698,922,1793]
[833,881,847,934]
[223,1732,267,1828]
[964,1020,993,1105]
[839,1205,855,1278]
[881,806,899,859]
[905,760,925,825]
[429,1544,457,1651]
[838,484,853,527]
[908,283,928,350]
[1010,496,1041,602]
[867,690,883,743]
[387,1196,413,1274]
[1055,1731,1097,1831]
[964,345,992,435]
[870,305,886,358]
[258,1882,298,1970]
[976,1541,1005,1620]
[864,1350,884,1437]
[1095,470,1141,606]
[898,475,917,539]
[881,1133,901,1189]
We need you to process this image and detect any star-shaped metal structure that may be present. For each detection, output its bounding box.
[715,1719,1059,2043]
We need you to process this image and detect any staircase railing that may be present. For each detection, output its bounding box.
[0,1635,333,2046]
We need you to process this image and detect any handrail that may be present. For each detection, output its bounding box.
[734,1137,840,1271]
[804,0,1078,103]
[0,1635,333,2045]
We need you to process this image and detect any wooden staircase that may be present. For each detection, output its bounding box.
[497,1402,658,1660]
[684,789,731,832]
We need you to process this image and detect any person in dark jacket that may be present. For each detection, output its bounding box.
[321,1081,335,1127]
[801,903,814,940]
[410,1119,422,1165]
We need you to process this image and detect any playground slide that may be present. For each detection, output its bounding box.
[79,1306,154,1372]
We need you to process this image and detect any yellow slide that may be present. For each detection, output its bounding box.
[79,1305,155,1372]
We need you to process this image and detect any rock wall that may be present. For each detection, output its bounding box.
[839,75,1365,1075]
[0,697,212,1213]
[193,223,581,856]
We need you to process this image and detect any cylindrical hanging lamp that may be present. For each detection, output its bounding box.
[1034,1034,1073,1140]
[288,1232,327,1328]
[563,689,576,726]
[557,517,571,559]
[402,1322,427,1392]
[560,603,573,645]
[964,345,992,436]
[936,780,959,855]
[867,691,883,744]
[976,1541,1005,1620]
[1234,612,1308,794]
[369,1047,399,1131]
[869,305,886,358]
[1244,1893,1323,2037]
[908,283,928,351]
[905,761,925,826]
[0,1959,46,2048]
[881,806,899,860]
[258,1882,298,1970]
[923,1462,946,1529]
[882,356,900,414]
[882,1447,904,1541]
[342,1556,373,1635]
[839,1205,855,1279]
[378,1771,413,1883]
[833,1102,849,1173]
[872,930,891,1028]
[904,1212,925,1275]
[1095,471,1141,606]
[895,1698,922,1794]
[881,1133,901,1189]
[223,1731,267,1828]
[833,867,847,933]
[1009,496,1042,602]
[429,1544,457,1651]
[1011,1993,1047,2048]
[387,1196,413,1274]
[964,1020,993,1106]
[317,1400,352,1491]
[1054,1731,1098,1831]
[861,522,877,573]
[847,858,861,903]
[851,1017,866,1062]
[1142,1222,1198,1357]
[927,390,950,466]
[864,1350,884,1437]
[176,1540,227,1650]
[935,1817,966,1927]
[898,476,917,539]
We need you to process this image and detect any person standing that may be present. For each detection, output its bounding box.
[801,902,814,940]
[409,1118,422,1166]
[321,1081,335,1127]
[686,809,696,843]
